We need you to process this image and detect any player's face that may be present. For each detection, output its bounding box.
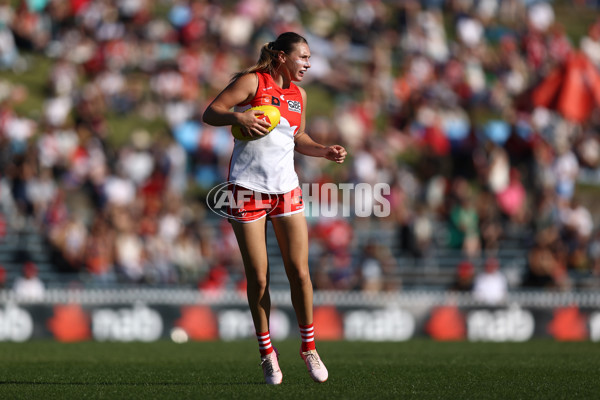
[284,43,311,82]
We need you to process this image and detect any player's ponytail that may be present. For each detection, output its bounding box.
[231,32,308,81]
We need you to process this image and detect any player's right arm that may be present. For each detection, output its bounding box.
[202,73,270,136]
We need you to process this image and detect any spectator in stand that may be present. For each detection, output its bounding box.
[560,198,594,272]
[450,260,475,292]
[472,257,508,305]
[113,209,146,283]
[588,230,600,277]
[553,145,580,204]
[0,212,6,239]
[48,215,87,271]
[496,168,528,225]
[581,18,600,67]
[171,225,206,285]
[476,188,503,252]
[0,9,19,70]
[83,215,116,284]
[26,167,57,226]
[523,241,571,290]
[0,264,6,289]
[13,261,45,301]
[357,241,400,292]
[447,178,480,259]
[411,203,435,258]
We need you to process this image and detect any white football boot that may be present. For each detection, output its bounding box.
[260,349,283,385]
[300,349,328,383]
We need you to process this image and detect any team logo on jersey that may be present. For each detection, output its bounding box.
[287,100,301,113]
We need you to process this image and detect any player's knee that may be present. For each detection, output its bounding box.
[288,265,311,286]
[247,273,269,292]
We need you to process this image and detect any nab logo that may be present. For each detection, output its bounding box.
[271,96,281,106]
[287,100,301,113]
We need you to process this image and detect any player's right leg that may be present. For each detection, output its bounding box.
[230,217,282,384]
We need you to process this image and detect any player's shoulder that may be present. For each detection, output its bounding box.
[230,72,260,102]
[295,84,306,96]
[233,72,259,88]
[295,84,307,103]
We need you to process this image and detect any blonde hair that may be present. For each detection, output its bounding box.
[232,42,280,81]
[231,32,308,82]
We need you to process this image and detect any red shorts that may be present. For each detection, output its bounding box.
[228,185,304,223]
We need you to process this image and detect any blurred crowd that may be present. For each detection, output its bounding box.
[0,0,599,294]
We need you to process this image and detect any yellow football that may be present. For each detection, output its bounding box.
[231,105,280,141]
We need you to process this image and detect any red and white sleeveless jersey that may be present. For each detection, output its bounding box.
[228,72,303,194]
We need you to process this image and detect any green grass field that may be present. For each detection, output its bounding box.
[1,340,599,399]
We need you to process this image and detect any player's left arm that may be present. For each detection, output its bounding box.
[294,87,347,164]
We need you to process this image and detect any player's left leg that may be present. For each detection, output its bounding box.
[271,212,312,325]
[271,212,328,383]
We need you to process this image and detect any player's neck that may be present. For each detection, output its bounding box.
[270,70,291,89]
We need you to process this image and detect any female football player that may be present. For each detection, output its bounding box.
[203,32,346,384]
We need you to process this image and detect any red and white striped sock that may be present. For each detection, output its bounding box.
[299,323,316,352]
[256,331,273,356]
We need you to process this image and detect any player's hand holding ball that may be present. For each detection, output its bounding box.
[232,105,281,141]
